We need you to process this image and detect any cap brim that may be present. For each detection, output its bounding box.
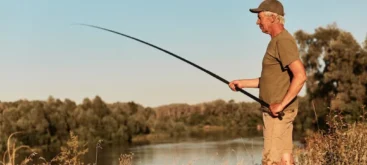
[249,8,263,13]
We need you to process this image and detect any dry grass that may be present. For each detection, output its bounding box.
[52,132,89,165]
[0,132,121,165]
[119,153,134,165]
[296,122,367,165]
[295,106,367,165]
[0,132,33,165]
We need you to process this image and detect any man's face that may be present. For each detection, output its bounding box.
[256,12,273,34]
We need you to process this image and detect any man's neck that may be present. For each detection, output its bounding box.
[269,24,285,38]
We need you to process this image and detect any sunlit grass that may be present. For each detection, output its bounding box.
[294,105,367,164]
[0,132,33,165]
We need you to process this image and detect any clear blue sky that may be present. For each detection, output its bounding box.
[1,0,366,107]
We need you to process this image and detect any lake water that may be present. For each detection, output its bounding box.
[128,138,264,165]
[16,134,302,165]
[90,137,267,165]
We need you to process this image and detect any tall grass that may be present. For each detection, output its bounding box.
[0,132,33,165]
[0,131,134,165]
[119,153,134,165]
[295,105,367,164]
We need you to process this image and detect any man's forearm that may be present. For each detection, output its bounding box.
[280,75,306,108]
[239,78,260,88]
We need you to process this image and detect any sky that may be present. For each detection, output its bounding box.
[1,0,366,107]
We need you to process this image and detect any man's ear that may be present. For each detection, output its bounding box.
[270,14,277,23]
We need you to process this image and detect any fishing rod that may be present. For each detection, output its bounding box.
[77,24,284,119]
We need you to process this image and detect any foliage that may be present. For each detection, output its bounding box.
[0,96,266,158]
[0,96,152,159]
[294,23,367,120]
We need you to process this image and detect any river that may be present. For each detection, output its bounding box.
[87,137,273,165]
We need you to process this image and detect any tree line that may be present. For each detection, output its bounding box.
[0,96,268,156]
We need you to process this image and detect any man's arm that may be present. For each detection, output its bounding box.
[280,60,307,107]
[270,59,306,115]
[228,78,260,91]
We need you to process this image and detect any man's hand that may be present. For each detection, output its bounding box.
[270,103,285,116]
[228,78,260,91]
[228,80,243,91]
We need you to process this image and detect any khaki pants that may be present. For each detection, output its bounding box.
[262,108,298,164]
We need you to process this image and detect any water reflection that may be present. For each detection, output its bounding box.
[80,130,302,165]
[90,137,264,165]
[128,138,264,165]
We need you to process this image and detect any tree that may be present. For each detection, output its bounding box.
[294,24,367,122]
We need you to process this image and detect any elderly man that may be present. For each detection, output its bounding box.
[228,0,306,164]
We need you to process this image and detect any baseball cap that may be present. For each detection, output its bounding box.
[249,0,285,16]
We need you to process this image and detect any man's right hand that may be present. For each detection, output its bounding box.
[228,80,242,91]
[228,78,260,90]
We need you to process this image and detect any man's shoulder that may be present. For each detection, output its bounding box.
[268,31,295,49]
[272,33,298,51]
[275,30,296,42]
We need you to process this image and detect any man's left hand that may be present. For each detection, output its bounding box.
[269,103,284,117]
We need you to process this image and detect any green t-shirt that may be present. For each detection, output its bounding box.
[259,29,300,110]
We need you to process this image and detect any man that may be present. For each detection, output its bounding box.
[228,0,306,164]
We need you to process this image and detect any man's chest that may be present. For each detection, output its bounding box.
[262,41,280,67]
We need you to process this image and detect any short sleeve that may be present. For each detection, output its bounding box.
[276,39,300,69]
